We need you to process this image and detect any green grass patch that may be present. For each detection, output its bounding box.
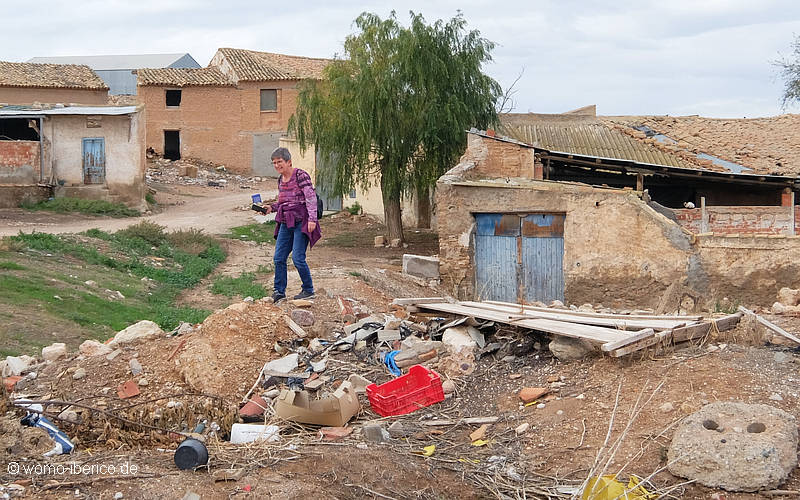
[145,192,157,205]
[224,222,277,244]
[210,272,267,299]
[0,261,25,270]
[21,197,140,217]
[256,264,274,274]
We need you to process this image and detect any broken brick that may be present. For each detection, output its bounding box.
[3,376,22,393]
[519,387,549,404]
[319,426,353,441]
[117,380,141,399]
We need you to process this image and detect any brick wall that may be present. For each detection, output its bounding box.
[139,80,301,175]
[0,141,40,183]
[0,87,108,105]
[674,206,797,235]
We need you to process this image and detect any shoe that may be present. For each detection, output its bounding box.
[293,290,315,300]
[271,292,286,303]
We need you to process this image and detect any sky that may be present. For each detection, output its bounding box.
[3,0,800,118]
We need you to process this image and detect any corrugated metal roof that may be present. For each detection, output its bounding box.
[0,61,108,90]
[217,48,330,81]
[137,67,233,87]
[500,114,691,169]
[28,53,200,71]
[0,105,138,116]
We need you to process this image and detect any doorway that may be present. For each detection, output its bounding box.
[164,130,180,160]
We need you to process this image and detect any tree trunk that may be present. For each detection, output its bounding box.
[416,184,431,229]
[381,172,404,245]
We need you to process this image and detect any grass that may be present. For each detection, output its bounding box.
[210,272,268,299]
[0,222,225,355]
[21,197,140,217]
[224,222,277,244]
[0,261,25,270]
[145,192,157,205]
[256,264,274,274]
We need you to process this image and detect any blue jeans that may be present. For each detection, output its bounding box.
[273,221,313,295]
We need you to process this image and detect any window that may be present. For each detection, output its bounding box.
[165,89,182,107]
[260,89,277,111]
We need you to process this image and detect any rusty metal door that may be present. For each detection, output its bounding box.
[521,214,565,303]
[82,138,105,184]
[474,213,564,303]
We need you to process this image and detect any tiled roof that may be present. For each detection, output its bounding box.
[136,67,233,87]
[500,113,692,168]
[0,61,108,90]
[217,48,330,81]
[604,115,800,176]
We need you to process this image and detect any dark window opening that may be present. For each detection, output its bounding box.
[165,89,182,107]
[0,118,40,141]
[164,130,180,160]
[260,89,277,111]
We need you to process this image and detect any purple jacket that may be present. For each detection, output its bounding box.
[272,202,322,248]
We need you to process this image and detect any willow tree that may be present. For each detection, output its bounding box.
[289,11,501,243]
[775,34,800,108]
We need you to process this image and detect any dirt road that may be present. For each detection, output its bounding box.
[0,183,277,237]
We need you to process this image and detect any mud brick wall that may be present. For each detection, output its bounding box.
[0,87,108,105]
[139,80,301,175]
[674,207,797,235]
[0,141,40,183]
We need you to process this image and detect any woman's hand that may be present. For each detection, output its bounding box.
[307,221,317,232]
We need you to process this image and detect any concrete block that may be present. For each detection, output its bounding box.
[402,254,440,279]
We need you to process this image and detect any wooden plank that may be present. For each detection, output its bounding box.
[421,416,499,426]
[414,302,633,343]
[461,301,688,331]
[608,313,743,357]
[482,300,702,322]
[393,297,447,306]
[601,329,656,352]
[284,316,307,338]
[738,306,800,344]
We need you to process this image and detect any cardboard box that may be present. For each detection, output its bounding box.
[274,380,360,427]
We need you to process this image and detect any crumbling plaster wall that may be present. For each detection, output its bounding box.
[0,87,108,105]
[0,141,39,183]
[437,133,800,308]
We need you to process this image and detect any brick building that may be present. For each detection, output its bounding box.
[0,61,108,105]
[137,48,329,176]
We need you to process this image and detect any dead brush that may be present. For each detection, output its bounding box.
[726,313,766,346]
[167,227,213,254]
[0,236,25,252]
[574,378,691,500]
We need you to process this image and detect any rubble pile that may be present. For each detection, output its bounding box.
[145,153,267,188]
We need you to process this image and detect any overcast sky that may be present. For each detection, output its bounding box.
[4,0,800,118]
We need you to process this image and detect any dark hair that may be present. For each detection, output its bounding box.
[270,147,291,162]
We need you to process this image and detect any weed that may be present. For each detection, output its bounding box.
[117,220,167,246]
[347,201,362,215]
[168,228,215,255]
[713,298,740,314]
[0,261,25,270]
[210,272,267,299]
[224,222,277,244]
[145,192,157,205]
[0,237,25,252]
[256,264,274,274]
[21,197,140,217]
[348,271,362,277]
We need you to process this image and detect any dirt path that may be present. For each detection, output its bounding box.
[0,182,278,237]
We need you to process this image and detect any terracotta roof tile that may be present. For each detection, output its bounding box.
[604,115,800,176]
[217,48,330,82]
[136,67,233,87]
[0,61,107,90]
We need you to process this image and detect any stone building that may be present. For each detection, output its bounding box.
[436,130,800,309]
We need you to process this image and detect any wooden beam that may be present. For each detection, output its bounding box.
[480,300,702,322]
[461,301,688,331]
[738,306,800,344]
[393,297,447,306]
[421,416,500,426]
[413,302,634,343]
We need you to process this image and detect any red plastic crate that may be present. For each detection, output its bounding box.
[366,365,445,417]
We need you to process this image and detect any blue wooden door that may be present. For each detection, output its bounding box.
[522,214,565,303]
[474,213,565,303]
[82,138,105,184]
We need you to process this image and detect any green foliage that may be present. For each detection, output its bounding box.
[347,202,362,215]
[21,197,140,217]
[224,222,277,244]
[210,272,267,299]
[290,11,501,241]
[714,298,741,314]
[167,228,216,255]
[145,192,157,205]
[117,220,167,246]
[774,35,800,109]
[0,261,25,270]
